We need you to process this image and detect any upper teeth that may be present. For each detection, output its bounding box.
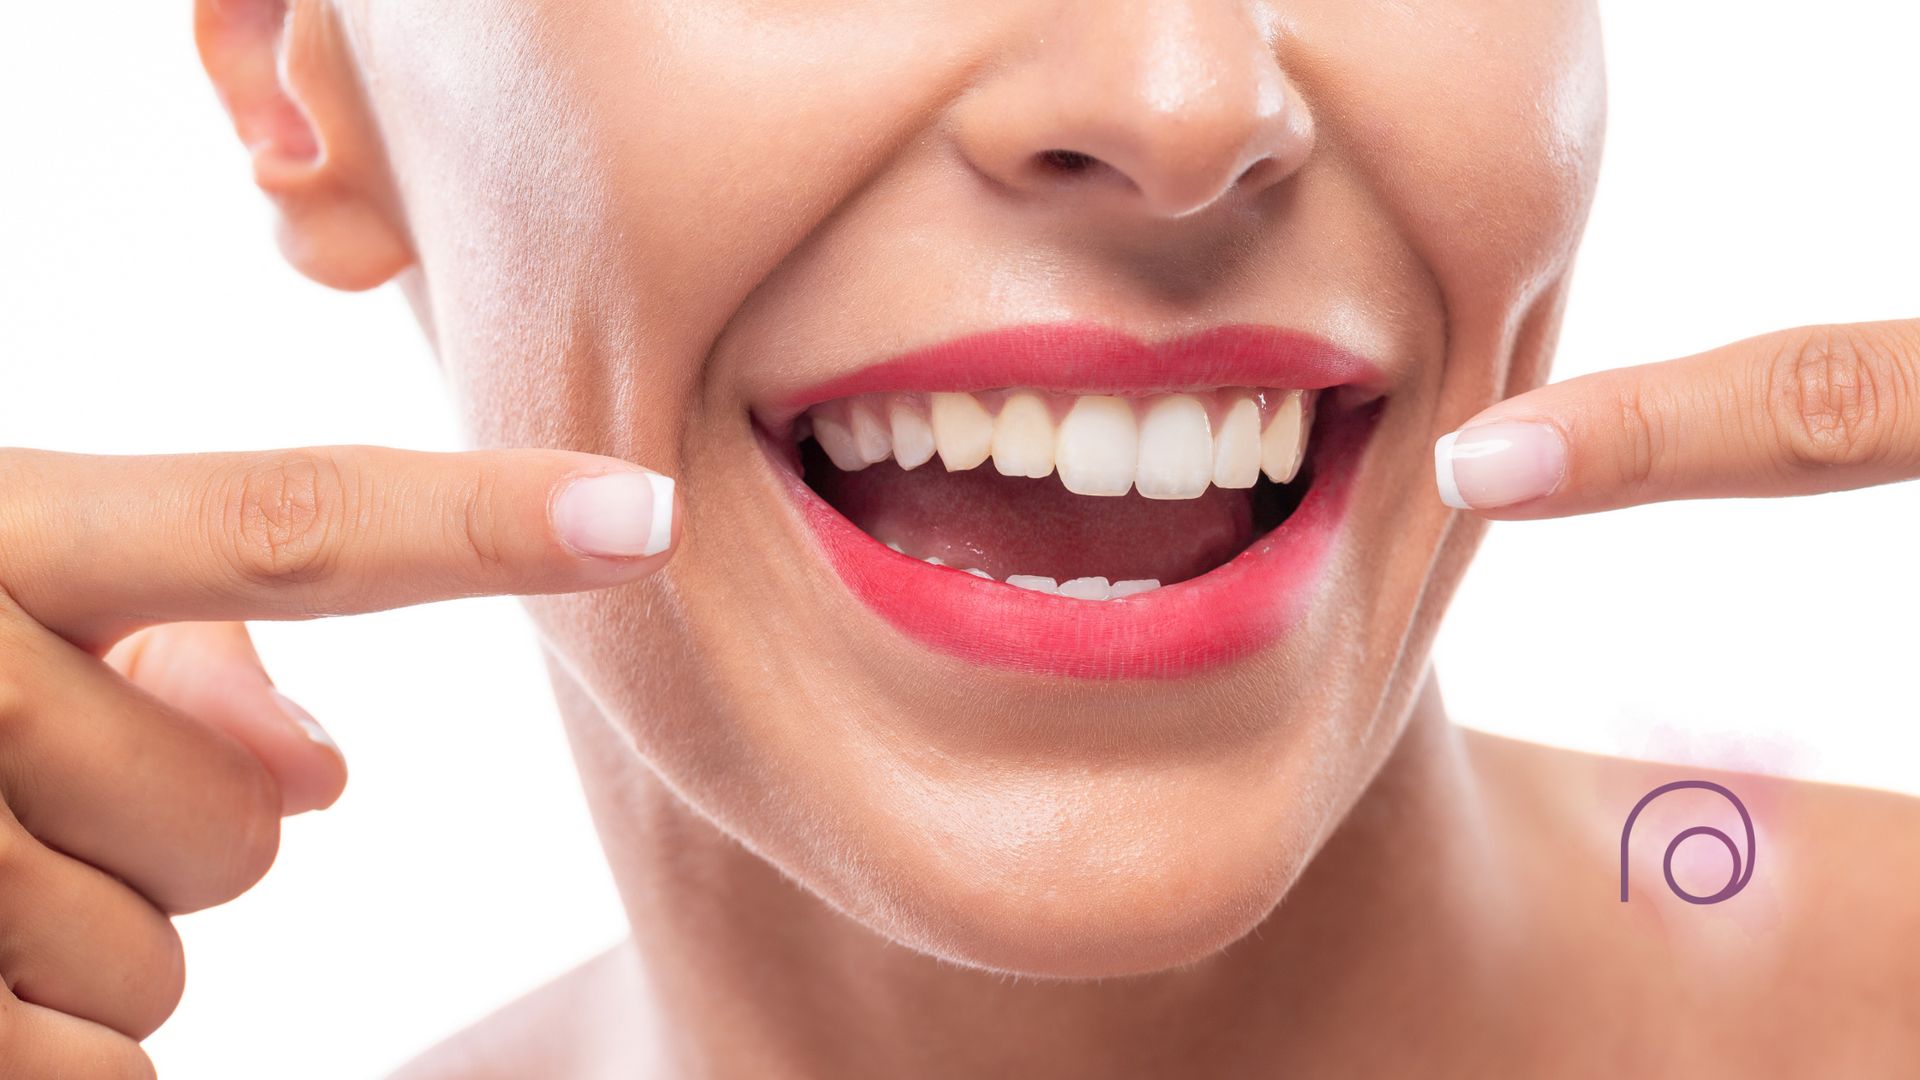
[807,388,1314,498]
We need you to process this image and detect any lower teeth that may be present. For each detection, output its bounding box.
[883,542,1159,598]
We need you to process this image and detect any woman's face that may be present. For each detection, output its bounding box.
[352,0,1603,975]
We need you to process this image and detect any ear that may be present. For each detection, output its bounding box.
[197,0,413,291]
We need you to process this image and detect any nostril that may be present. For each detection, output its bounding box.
[1037,149,1099,174]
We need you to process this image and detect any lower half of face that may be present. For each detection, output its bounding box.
[378,0,1604,975]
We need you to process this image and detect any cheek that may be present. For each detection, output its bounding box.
[1288,0,1606,338]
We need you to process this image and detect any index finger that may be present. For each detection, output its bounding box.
[0,446,679,651]
[1433,319,1920,517]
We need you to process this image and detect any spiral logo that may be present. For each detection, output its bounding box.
[1619,780,1755,905]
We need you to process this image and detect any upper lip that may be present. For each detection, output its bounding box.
[755,321,1389,436]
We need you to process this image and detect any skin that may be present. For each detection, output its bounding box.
[0,0,1916,1075]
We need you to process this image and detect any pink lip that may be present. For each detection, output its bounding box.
[770,324,1382,679]
[767,322,1387,427]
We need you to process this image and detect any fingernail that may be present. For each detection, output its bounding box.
[1434,422,1566,510]
[554,470,676,558]
[268,687,340,755]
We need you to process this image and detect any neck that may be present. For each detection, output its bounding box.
[559,668,1525,1078]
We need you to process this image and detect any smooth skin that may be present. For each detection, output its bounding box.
[5,0,1919,1077]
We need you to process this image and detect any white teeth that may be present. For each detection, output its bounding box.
[813,414,870,472]
[810,387,1315,497]
[889,401,936,470]
[1109,579,1161,598]
[1055,396,1138,496]
[1006,574,1059,594]
[849,400,893,464]
[931,392,995,471]
[1260,389,1310,484]
[1058,576,1111,600]
[1211,396,1262,489]
[1135,395,1214,500]
[991,391,1056,478]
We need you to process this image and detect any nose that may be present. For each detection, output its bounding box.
[952,0,1313,219]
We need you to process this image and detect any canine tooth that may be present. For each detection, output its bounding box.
[931,392,994,471]
[812,415,870,472]
[849,400,893,464]
[992,391,1056,478]
[889,401,936,470]
[1005,575,1059,594]
[1109,579,1161,598]
[1261,390,1310,483]
[1212,397,1262,488]
[1135,395,1213,499]
[1058,576,1111,601]
[1055,396,1138,496]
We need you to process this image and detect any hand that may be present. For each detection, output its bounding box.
[1433,319,1920,516]
[0,445,676,1075]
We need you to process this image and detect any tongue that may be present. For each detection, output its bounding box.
[804,441,1253,585]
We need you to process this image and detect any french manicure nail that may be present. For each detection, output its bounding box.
[268,687,340,754]
[554,470,676,558]
[1434,422,1566,510]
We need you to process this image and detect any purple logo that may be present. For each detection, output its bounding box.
[1619,780,1755,905]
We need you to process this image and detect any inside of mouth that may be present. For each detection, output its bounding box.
[797,387,1317,597]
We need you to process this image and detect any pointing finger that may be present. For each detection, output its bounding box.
[0,446,679,652]
[1433,319,1920,517]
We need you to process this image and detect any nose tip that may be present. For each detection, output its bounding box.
[954,2,1313,218]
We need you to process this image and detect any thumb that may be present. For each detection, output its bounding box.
[107,621,347,816]
[1433,319,1920,517]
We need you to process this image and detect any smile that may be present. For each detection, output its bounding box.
[759,323,1381,678]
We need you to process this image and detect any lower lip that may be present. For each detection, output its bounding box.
[780,405,1373,679]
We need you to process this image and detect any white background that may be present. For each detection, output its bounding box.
[2,1,1916,1076]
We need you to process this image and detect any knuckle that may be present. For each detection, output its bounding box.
[1613,377,1676,499]
[218,450,353,589]
[1760,324,1910,472]
[454,469,510,576]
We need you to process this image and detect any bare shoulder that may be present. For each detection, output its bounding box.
[386,941,661,1080]
[1464,729,1920,1062]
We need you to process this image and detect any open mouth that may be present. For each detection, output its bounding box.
[801,386,1316,598]
[759,324,1381,678]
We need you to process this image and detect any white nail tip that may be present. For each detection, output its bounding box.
[555,470,676,559]
[1056,396,1138,496]
[643,473,676,556]
[931,392,994,471]
[1136,395,1213,500]
[1434,431,1469,509]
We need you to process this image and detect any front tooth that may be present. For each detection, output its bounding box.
[889,400,936,470]
[1005,575,1059,594]
[1058,576,1111,601]
[1212,397,1262,488]
[991,391,1056,478]
[1109,579,1161,598]
[849,399,893,464]
[931,392,994,471]
[1055,396,1138,496]
[812,413,870,471]
[1261,390,1310,483]
[1135,395,1214,499]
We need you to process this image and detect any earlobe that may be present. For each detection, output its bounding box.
[196,0,413,291]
